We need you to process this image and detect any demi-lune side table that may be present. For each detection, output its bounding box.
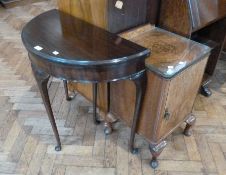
[21,9,150,153]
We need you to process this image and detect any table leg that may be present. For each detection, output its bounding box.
[63,80,74,101]
[104,82,113,135]
[129,71,147,154]
[93,83,101,124]
[31,65,61,151]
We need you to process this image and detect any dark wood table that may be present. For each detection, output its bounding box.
[21,9,150,153]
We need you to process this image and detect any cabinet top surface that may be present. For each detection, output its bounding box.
[21,9,149,66]
[121,25,211,79]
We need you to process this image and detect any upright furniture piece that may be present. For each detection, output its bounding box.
[110,25,211,168]
[21,9,150,152]
[157,0,226,96]
[57,0,151,33]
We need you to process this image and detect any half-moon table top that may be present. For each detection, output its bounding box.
[21,9,150,66]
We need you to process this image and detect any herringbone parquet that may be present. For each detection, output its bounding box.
[0,1,226,174]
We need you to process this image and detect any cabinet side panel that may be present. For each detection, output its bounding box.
[158,0,191,37]
[157,58,208,140]
[57,0,107,29]
[110,71,169,141]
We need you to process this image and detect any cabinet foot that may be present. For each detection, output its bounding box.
[200,85,212,97]
[130,147,139,154]
[104,122,112,135]
[184,114,196,137]
[150,157,158,169]
[55,145,62,151]
[149,140,167,169]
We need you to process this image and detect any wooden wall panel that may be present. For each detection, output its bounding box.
[107,0,148,33]
[158,0,192,37]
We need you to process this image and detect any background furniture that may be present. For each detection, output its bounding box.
[157,0,226,96]
[57,0,158,33]
[21,9,150,153]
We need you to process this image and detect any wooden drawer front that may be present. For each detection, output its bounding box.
[157,58,208,140]
[107,0,148,33]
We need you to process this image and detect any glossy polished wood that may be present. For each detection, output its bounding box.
[22,9,150,152]
[22,10,149,67]
[22,10,149,82]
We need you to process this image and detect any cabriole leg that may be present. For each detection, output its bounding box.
[31,64,61,151]
[183,114,196,137]
[129,71,147,154]
[149,140,167,169]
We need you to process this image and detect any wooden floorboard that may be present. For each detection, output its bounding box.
[0,1,226,174]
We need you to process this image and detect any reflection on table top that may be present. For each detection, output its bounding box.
[121,25,211,79]
[21,9,150,66]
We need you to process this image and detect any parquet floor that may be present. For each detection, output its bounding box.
[0,1,226,174]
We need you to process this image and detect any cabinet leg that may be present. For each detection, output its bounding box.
[200,84,212,97]
[149,141,167,169]
[63,80,74,101]
[183,114,196,137]
[129,71,147,154]
[104,121,112,135]
[0,1,5,8]
[93,83,101,124]
[31,64,61,151]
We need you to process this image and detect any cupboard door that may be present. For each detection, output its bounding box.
[156,58,208,140]
[107,0,148,33]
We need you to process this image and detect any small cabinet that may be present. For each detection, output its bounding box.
[156,58,208,140]
[110,25,211,144]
